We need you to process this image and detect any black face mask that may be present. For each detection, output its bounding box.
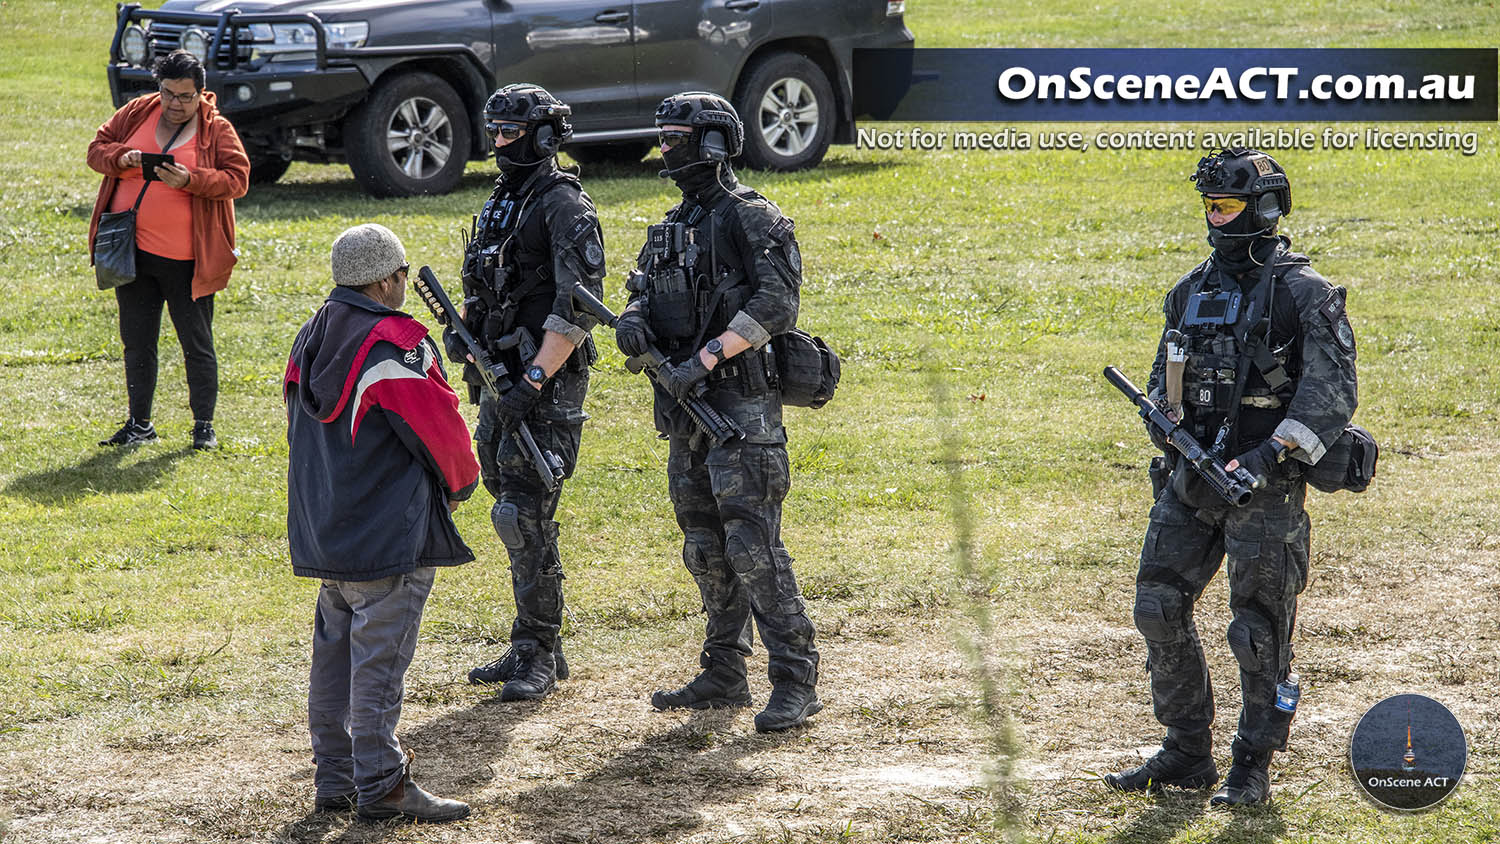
[658,140,725,199]
[495,131,546,179]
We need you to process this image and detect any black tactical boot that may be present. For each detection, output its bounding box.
[1103,738,1219,792]
[468,641,570,685]
[100,417,157,447]
[651,657,751,711]
[753,682,822,732]
[498,643,556,702]
[1210,738,1272,806]
[191,419,217,450]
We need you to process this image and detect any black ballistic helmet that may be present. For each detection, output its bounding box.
[1190,147,1293,231]
[655,91,744,161]
[484,83,573,160]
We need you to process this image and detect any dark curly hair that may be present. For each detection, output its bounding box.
[152,50,205,91]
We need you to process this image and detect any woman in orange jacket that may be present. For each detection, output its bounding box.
[87,49,249,449]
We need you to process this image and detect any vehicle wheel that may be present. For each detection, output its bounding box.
[734,52,835,172]
[345,71,471,197]
[247,154,291,186]
[566,141,652,166]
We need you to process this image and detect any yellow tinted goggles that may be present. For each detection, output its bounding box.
[1201,195,1248,216]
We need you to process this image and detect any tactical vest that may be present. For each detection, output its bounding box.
[642,191,756,350]
[1175,251,1305,452]
[461,167,592,375]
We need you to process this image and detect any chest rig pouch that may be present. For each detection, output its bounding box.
[462,170,575,349]
[643,217,702,343]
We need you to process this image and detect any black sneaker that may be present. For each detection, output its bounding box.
[1103,742,1219,793]
[651,666,752,711]
[468,642,570,685]
[1210,738,1272,806]
[191,419,217,450]
[498,643,557,702]
[753,682,822,732]
[100,418,158,447]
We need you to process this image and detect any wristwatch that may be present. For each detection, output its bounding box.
[704,338,728,364]
[525,364,547,386]
[1270,440,1290,463]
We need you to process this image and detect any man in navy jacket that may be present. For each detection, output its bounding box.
[284,223,480,823]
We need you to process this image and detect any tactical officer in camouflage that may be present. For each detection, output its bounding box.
[617,92,821,732]
[456,84,605,702]
[1104,149,1358,805]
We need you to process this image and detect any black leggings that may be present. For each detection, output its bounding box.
[115,249,217,422]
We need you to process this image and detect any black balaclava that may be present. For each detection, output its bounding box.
[496,131,547,182]
[1207,205,1277,275]
[661,135,736,201]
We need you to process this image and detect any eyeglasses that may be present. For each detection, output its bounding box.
[159,86,200,105]
[484,121,526,141]
[1201,195,1248,216]
[658,129,694,148]
[396,263,410,277]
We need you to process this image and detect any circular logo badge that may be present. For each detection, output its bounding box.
[1350,694,1466,812]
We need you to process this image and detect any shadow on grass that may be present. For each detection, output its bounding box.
[3,444,191,505]
[508,708,797,844]
[268,691,535,843]
[1203,800,1286,844]
[1104,790,1209,844]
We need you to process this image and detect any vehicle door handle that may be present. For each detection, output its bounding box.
[594,10,630,23]
[725,0,760,9]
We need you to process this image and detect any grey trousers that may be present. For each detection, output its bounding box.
[307,568,435,805]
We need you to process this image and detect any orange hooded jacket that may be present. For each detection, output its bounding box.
[87,90,250,300]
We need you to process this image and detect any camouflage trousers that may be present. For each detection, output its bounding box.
[474,374,586,653]
[667,434,819,685]
[1132,476,1310,754]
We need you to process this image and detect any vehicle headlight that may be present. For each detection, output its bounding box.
[180,27,211,63]
[324,21,368,49]
[247,20,366,61]
[121,24,149,66]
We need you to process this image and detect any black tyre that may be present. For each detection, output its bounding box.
[345,71,471,198]
[734,52,835,172]
[247,154,291,186]
[565,141,652,166]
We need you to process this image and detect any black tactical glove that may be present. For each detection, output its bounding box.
[615,309,655,358]
[1145,418,1171,453]
[442,327,469,365]
[496,379,543,435]
[657,356,710,401]
[1231,440,1287,488]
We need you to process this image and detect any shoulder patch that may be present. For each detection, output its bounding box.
[565,212,597,246]
[767,216,795,244]
[1320,287,1355,353]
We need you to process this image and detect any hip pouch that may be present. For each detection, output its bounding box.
[1303,423,1378,494]
[772,328,840,409]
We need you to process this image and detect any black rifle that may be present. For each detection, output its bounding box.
[568,283,744,448]
[414,266,565,492]
[1103,366,1260,507]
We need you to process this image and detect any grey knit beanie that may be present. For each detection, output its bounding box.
[331,223,406,287]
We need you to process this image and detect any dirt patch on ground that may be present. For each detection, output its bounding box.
[0,616,997,844]
[3,525,1496,843]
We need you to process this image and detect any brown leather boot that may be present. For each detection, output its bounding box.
[356,751,470,823]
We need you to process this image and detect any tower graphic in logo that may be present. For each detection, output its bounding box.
[1351,694,1465,812]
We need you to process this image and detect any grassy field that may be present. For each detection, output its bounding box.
[1,1,1498,842]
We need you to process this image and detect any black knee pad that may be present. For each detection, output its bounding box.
[1227,608,1274,674]
[492,501,524,550]
[1133,584,1185,642]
